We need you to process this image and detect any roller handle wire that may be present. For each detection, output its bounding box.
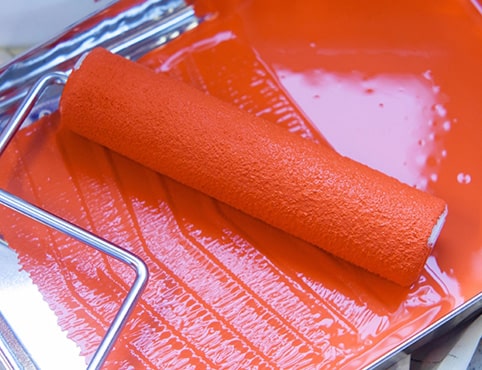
[0,71,149,370]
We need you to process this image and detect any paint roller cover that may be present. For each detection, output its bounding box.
[59,48,447,286]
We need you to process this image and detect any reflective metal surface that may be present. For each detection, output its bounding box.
[0,0,198,125]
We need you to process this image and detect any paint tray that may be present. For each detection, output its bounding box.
[0,0,481,368]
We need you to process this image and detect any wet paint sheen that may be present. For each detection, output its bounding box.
[0,117,455,369]
[0,0,481,368]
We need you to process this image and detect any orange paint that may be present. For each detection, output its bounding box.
[0,115,456,369]
[0,0,481,368]
[60,48,446,286]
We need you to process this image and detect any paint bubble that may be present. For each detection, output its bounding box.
[442,120,451,131]
[423,70,433,80]
[433,104,447,118]
[457,172,472,184]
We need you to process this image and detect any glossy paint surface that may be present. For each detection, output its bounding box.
[0,0,481,368]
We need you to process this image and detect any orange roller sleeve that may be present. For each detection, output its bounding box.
[59,48,447,286]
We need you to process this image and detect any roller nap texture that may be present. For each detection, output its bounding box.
[59,48,447,286]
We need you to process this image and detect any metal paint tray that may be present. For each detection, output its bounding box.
[0,0,481,368]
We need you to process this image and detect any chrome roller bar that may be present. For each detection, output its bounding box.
[0,71,149,370]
